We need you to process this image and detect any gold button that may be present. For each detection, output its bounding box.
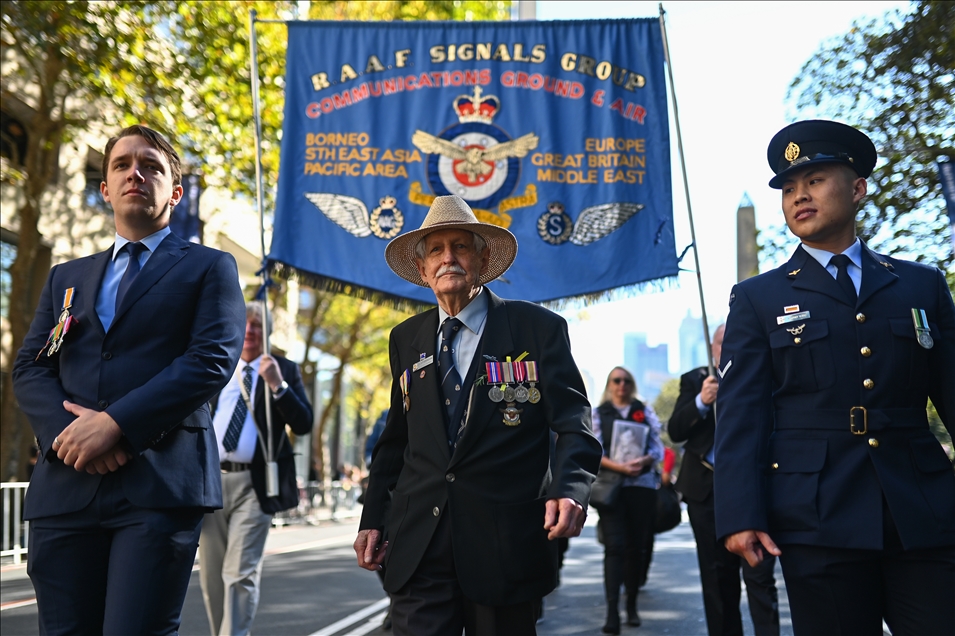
[794,337,802,344]
[863,379,874,389]
[856,313,866,323]
[861,347,872,357]
[772,462,779,470]
[868,438,879,448]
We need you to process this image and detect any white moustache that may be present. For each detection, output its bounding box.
[436,265,466,277]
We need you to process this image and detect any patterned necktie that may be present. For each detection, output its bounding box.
[223,365,253,453]
[830,254,857,305]
[115,242,147,312]
[439,318,463,424]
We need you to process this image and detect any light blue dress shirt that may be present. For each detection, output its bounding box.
[435,286,488,377]
[95,227,171,331]
[802,237,863,296]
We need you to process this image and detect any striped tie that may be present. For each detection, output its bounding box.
[223,365,253,452]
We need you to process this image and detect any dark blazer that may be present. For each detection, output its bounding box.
[668,367,714,504]
[210,354,313,514]
[13,233,246,519]
[714,242,955,550]
[359,289,602,606]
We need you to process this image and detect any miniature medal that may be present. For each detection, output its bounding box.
[526,361,541,404]
[489,386,505,402]
[911,308,934,349]
[399,369,412,412]
[513,361,529,403]
[37,288,76,360]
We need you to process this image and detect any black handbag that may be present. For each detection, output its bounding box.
[653,483,682,533]
[589,467,624,511]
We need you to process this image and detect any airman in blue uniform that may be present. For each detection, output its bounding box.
[713,120,955,635]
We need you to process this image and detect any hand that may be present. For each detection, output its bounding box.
[700,375,719,406]
[259,355,285,392]
[544,498,586,540]
[57,401,124,472]
[354,529,388,571]
[724,529,781,567]
[84,443,132,475]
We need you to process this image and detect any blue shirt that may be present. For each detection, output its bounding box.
[96,227,171,331]
[802,238,863,296]
[435,286,488,376]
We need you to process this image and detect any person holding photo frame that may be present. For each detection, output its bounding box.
[591,366,665,634]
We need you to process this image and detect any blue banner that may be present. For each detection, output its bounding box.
[271,19,676,305]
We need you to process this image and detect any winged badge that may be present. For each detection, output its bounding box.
[412,130,540,185]
[538,202,645,246]
[304,193,405,240]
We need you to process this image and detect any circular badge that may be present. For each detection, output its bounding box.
[917,331,934,349]
[514,385,529,403]
[537,202,573,245]
[489,387,505,403]
[370,196,404,239]
[502,386,517,402]
[426,123,520,210]
[528,387,541,404]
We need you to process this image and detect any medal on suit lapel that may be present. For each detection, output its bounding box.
[486,361,505,402]
[526,361,541,404]
[37,287,77,360]
[911,308,934,349]
[400,369,411,412]
[513,361,529,403]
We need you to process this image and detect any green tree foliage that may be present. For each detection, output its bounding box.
[0,0,511,480]
[761,1,954,281]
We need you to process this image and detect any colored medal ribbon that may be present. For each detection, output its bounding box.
[37,287,76,360]
[911,308,934,349]
[513,361,527,384]
[486,362,502,385]
[526,361,538,383]
[501,361,514,384]
[399,368,411,411]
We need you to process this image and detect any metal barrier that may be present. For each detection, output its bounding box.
[272,480,362,527]
[2,482,29,564]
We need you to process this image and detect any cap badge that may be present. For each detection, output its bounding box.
[784,141,800,163]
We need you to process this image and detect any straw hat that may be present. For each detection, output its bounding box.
[385,195,518,288]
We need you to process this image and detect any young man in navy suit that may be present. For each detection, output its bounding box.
[13,125,246,634]
[714,120,954,634]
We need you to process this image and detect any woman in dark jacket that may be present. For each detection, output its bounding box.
[592,366,664,633]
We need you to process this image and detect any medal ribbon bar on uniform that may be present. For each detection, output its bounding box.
[525,361,538,382]
[501,361,515,384]
[399,368,411,411]
[37,287,76,360]
[513,361,526,383]
[486,361,502,385]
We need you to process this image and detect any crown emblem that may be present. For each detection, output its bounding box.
[453,86,501,124]
[784,141,800,163]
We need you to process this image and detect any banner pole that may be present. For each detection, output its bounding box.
[249,8,275,466]
[659,4,715,376]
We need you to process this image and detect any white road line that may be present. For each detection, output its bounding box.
[341,611,388,636]
[308,598,390,636]
[0,597,37,611]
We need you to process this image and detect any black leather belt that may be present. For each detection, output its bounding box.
[220,461,252,473]
[775,408,926,435]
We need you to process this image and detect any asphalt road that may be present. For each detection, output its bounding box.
[2,510,794,635]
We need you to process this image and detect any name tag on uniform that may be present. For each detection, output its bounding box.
[413,355,434,372]
[777,311,810,325]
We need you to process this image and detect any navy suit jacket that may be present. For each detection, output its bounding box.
[210,354,313,514]
[669,367,715,504]
[13,232,246,519]
[714,242,955,550]
[359,289,602,606]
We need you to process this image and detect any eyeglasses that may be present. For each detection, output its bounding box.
[611,377,633,385]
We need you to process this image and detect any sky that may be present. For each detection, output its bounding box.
[530,0,908,396]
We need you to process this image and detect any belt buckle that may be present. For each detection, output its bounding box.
[850,406,867,435]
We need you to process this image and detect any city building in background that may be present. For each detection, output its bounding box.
[623,332,671,403]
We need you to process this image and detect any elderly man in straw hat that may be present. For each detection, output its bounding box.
[354,195,602,635]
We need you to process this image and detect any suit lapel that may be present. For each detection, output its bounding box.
[409,309,449,457]
[80,248,112,337]
[113,233,187,324]
[788,245,854,307]
[857,242,898,307]
[450,291,514,465]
